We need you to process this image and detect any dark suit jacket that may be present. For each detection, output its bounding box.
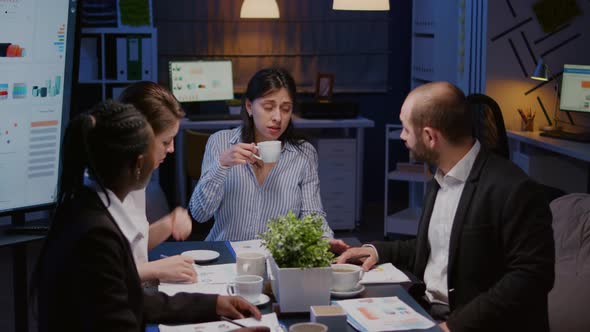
[36,188,218,331]
[374,148,555,332]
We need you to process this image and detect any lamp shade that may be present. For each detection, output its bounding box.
[240,0,280,18]
[531,58,549,81]
[333,0,390,11]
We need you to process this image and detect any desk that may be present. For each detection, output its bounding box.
[148,240,440,332]
[174,117,375,227]
[507,130,590,193]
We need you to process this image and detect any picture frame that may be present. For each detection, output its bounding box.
[315,73,334,101]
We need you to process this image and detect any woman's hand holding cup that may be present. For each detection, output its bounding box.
[220,143,261,167]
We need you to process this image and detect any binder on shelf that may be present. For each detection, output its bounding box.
[126,37,141,80]
[141,37,151,80]
[79,37,99,81]
[116,37,127,80]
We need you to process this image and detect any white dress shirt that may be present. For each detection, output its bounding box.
[423,140,480,304]
[96,188,149,265]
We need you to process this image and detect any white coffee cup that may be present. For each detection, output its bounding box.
[236,252,266,278]
[289,322,328,332]
[331,263,364,292]
[256,140,281,163]
[226,275,263,303]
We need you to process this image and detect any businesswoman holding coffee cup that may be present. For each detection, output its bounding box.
[189,68,347,253]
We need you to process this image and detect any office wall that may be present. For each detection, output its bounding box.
[486,0,590,131]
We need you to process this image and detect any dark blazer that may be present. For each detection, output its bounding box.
[36,188,218,331]
[374,148,555,332]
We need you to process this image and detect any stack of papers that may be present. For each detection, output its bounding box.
[361,263,410,284]
[159,263,236,296]
[230,239,271,257]
[160,313,283,332]
[336,297,435,331]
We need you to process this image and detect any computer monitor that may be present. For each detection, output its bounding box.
[168,60,234,103]
[0,0,77,221]
[560,64,590,114]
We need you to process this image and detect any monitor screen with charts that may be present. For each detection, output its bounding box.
[169,60,234,103]
[560,64,590,114]
[0,0,77,215]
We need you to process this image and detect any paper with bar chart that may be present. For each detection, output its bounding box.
[0,0,71,212]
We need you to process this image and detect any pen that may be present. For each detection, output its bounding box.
[517,109,528,122]
[220,316,248,329]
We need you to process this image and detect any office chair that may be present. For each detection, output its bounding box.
[548,193,590,332]
[466,93,510,160]
[184,129,214,240]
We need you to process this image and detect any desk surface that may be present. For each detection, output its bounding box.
[0,225,45,247]
[148,240,440,332]
[507,130,590,163]
[180,116,375,130]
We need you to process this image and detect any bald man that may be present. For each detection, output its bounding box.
[337,82,554,332]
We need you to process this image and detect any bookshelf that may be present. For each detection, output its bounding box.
[78,27,157,102]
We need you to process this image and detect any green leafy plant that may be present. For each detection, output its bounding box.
[259,211,334,269]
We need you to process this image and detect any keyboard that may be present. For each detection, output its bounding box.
[539,130,590,143]
[186,113,241,121]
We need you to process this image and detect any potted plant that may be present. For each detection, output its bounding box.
[259,211,334,313]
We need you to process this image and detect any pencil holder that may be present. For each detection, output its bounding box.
[521,117,534,131]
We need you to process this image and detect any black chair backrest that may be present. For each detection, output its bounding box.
[467,93,510,160]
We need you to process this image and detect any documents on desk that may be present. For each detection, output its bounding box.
[336,297,435,331]
[230,239,271,257]
[159,263,236,296]
[160,312,282,332]
[360,263,410,284]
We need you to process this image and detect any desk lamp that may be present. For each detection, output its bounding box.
[531,57,560,131]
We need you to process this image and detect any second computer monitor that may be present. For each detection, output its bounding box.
[169,60,234,103]
[560,64,590,114]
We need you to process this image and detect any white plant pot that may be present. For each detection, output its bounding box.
[267,256,332,313]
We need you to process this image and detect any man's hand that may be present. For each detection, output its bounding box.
[328,239,350,255]
[439,322,450,332]
[220,143,260,167]
[216,295,262,320]
[170,207,192,241]
[335,246,378,271]
[150,255,197,283]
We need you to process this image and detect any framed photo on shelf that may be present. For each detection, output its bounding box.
[315,73,334,101]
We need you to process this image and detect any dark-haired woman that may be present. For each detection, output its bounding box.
[188,68,348,252]
[34,101,264,331]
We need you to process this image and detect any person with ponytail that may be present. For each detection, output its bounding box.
[33,101,266,332]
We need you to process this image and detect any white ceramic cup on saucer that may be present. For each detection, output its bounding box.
[256,140,281,163]
[226,275,263,303]
[331,263,364,292]
[236,252,266,278]
[289,322,328,332]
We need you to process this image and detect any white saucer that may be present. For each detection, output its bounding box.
[181,250,220,263]
[330,284,366,298]
[249,293,271,306]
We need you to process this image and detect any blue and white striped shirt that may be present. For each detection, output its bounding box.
[188,126,334,241]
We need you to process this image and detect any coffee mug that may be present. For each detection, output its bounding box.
[331,263,364,292]
[256,140,281,163]
[236,252,266,278]
[289,322,328,332]
[226,275,263,303]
